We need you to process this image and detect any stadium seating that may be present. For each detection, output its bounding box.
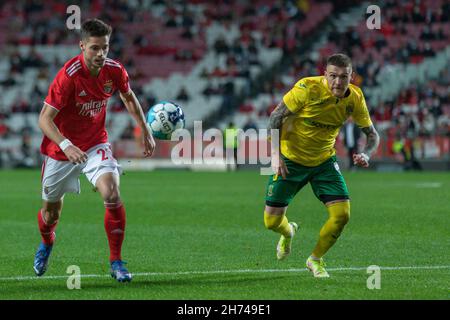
[0,0,448,167]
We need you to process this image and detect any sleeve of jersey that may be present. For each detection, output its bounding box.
[353,90,373,128]
[44,69,74,111]
[282,82,308,113]
[117,65,131,94]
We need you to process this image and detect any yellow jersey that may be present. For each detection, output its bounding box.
[281,76,372,167]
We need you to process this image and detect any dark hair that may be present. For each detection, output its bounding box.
[81,19,112,40]
[326,53,352,68]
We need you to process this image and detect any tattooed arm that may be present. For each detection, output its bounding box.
[353,125,380,168]
[268,102,293,178]
[268,102,292,132]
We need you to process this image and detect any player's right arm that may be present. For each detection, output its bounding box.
[38,103,88,164]
[268,101,292,179]
[268,80,308,178]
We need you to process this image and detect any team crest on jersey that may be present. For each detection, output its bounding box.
[104,80,113,94]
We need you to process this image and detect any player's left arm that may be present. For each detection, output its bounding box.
[120,90,155,157]
[352,88,380,168]
[353,125,380,168]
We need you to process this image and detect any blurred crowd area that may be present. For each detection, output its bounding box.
[0,0,449,168]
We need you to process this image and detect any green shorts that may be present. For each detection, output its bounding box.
[265,155,349,206]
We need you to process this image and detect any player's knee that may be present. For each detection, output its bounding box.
[103,189,121,204]
[333,202,350,226]
[43,208,61,224]
[326,201,350,231]
[42,201,62,224]
[340,211,350,225]
[264,211,284,230]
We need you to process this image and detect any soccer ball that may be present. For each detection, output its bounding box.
[146,101,185,140]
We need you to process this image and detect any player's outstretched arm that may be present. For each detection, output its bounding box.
[268,101,292,178]
[39,103,88,164]
[353,125,380,168]
[120,90,156,157]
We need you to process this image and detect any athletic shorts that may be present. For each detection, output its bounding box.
[41,143,122,202]
[265,155,349,207]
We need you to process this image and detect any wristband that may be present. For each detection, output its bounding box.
[59,139,73,151]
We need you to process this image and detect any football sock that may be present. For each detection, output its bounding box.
[312,201,350,258]
[104,201,126,262]
[37,209,58,246]
[264,211,292,238]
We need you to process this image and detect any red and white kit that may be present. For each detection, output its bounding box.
[41,54,130,201]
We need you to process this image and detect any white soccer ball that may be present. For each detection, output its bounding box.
[146,101,185,140]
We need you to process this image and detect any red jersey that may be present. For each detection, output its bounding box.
[41,53,130,160]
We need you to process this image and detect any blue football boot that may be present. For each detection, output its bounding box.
[110,260,132,282]
[33,242,53,276]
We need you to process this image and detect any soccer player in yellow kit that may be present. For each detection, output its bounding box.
[264,54,380,277]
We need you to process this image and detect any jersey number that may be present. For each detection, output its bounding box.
[97,148,109,161]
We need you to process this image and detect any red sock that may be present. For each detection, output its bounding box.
[104,202,126,262]
[37,209,57,245]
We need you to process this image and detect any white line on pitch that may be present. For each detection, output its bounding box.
[0,265,449,282]
[415,182,443,188]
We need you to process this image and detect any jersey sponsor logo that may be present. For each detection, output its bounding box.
[104,80,113,94]
[78,90,87,97]
[304,119,340,130]
[76,99,107,117]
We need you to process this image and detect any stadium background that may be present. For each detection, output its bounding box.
[0,0,448,170]
[0,0,449,301]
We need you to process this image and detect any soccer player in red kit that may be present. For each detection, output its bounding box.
[33,19,156,282]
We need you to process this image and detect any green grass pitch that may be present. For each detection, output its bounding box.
[0,169,449,300]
